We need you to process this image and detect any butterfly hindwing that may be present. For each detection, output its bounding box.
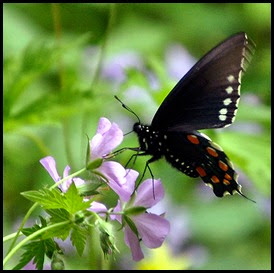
[151,32,255,132]
[163,131,242,197]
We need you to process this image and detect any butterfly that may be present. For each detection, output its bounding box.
[116,32,255,201]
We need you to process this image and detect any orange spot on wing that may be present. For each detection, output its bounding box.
[219,160,228,171]
[187,135,199,144]
[211,175,220,183]
[223,179,231,185]
[206,147,218,157]
[196,166,206,177]
[224,173,232,180]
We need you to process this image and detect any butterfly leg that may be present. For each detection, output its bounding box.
[137,155,161,185]
[124,151,145,177]
[105,147,140,159]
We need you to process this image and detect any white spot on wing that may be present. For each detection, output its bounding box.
[205,183,213,189]
[223,98,232,106]
[223,191,231,196]
[219,115,227,121]
[227,75,235,83]
[219,108,228,115]
[225,86,233,94]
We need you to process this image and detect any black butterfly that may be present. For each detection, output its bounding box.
[116,32,255,201]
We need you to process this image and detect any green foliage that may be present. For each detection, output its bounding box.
[13,217,59,270]
[17,183,94,268]
[21,183,92,213]
[71,224,89,256]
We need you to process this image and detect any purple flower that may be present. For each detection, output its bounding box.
[90,117,136,199]
[165,43,196,81]
[90,117,123,160]
[40,156,85,192]
[114,179,170,261]
[101,51,144,87]
[88,201,108,217]
[108,168,139,202]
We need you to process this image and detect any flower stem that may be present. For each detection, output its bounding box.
[3,232,23,243]
[3,220,70,268]
[6,203,39,255]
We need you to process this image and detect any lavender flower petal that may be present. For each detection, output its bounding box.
[98,161,127,186]
[133,213,170,248]
[108,169,139,201]
[124,225,144,262]
[90,119,123,158]
[89,201,108,216]
[134,179,164,208]
[40,156,60,182]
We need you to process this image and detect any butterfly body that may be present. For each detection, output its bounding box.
[128,33,255,200]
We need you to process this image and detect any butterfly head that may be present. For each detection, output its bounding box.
[133,122,143,133]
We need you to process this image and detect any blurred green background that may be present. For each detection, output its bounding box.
[3,3,270,270]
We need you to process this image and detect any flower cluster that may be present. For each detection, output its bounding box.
[40,117,170,262]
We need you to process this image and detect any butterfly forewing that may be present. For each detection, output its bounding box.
[151,32,255,131]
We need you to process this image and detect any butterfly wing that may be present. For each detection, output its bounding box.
[164,131,246,198]
[151,32,255,131]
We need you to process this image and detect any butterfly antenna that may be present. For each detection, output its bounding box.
[114,95,141,123]
[123,129,134,136]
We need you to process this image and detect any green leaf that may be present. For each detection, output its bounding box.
[13,238,58,270]
[78,180,104,197]
[63,182,92,214]
[86,158,103,171]
[12,241,44,270]
[21,184,91,214]
[41,223,72,242]
[70,224,89,256]
[21,188,65,209]
[13,215,61,269]
[46,208,71,223]
[123,215,139,238]
[124,206,146,216]
[21,216,48,239]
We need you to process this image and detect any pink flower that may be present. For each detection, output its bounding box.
[90,117,137,201]
[40,156,85,192]
[113,179,170,261]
